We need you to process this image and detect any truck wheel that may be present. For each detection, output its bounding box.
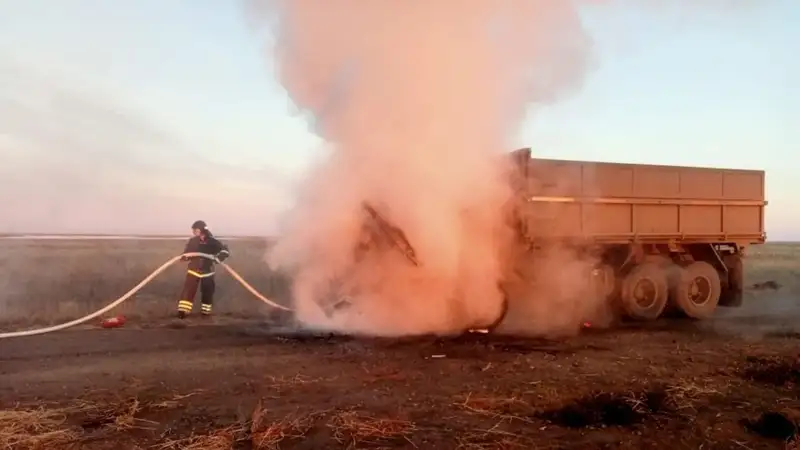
[619,263,669,320]
[671,261,721,319]
[593,264,617,299]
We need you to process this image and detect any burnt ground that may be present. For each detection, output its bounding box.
[2,317,800,449]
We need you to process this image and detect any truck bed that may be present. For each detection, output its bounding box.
[511,150,766,245]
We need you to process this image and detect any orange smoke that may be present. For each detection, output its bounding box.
[251,1,594,335]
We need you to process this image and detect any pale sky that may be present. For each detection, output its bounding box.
[0,1,796,239]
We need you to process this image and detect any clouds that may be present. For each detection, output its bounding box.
[0,57,293,235]
[0,0,792,237]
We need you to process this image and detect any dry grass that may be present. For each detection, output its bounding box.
[265,374,328,388]
[155,424,248,450]
[664,380,724,413]
[456,379,724,432]
[0,392,205,449]
[451,380,731,449]
[1,239,797,328]
[249,403,319,449]
[455,425,533,450]
[328,410,416,447]
[73,396,164,432]
[745,243,800,294]
[0,406,79,449]
[0,238,292,327]
[458,392,537,424]
[452,397,540,450]
[148,392,203,410]
[157,402,415,450]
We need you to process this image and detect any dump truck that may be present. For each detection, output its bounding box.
[502,147,767,322]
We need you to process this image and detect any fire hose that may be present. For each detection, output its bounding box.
[0,252,291,339]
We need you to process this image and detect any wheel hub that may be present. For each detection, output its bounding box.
[633,279,657,309]
[688,276,711,306]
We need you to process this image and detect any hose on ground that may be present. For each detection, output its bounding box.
[0,252,291,339]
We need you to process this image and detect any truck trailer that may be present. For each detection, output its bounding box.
[503,147,767,323]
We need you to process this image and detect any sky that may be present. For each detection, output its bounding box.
[0,0,796,239]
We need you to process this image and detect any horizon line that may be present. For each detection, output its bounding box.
[0,233,274,239]
[0,233,795,244]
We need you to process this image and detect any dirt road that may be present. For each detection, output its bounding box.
[2,317,799,449]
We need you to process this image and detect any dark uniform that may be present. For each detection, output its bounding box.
[177,221,230,318]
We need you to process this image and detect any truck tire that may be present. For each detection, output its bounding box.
[619,263,669,320]
[671,261,721,319]
[593,264,617,299]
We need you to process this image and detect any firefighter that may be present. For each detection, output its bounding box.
[176,220,230,319]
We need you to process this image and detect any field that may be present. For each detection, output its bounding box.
[1,238,800,449]
[0,237,291,328]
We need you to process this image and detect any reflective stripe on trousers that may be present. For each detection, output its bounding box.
[178,300,193,312]
[187,270,215,278]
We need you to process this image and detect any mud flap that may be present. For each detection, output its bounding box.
[719,254,743,307]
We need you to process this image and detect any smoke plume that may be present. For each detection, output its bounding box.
[248,0,597,336]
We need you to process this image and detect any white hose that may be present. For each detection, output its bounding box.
[0,252,291,339]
